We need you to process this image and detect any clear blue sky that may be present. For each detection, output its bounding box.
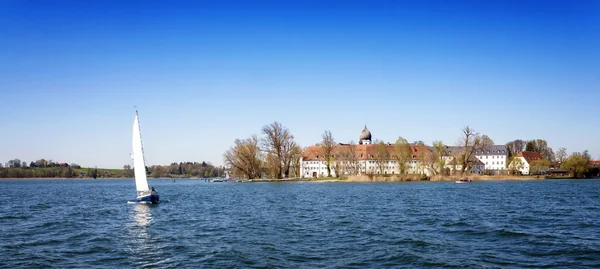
[1,0,598,168]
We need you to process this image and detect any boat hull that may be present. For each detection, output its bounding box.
[137,193,160,204]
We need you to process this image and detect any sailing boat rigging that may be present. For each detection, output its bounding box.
[131,110,159,204]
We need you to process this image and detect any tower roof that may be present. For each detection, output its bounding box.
[359,125,372,141]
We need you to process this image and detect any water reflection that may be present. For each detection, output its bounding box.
[126,204,164,266]
[132,204,152,227]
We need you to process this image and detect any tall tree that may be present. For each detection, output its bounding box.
[394,136,412,175]
[265,153,280,178]
[224,135,264,179]
[374,142,389,174]
[456,126,491,175]
[555,147,568,163]
[261,122,297,179]
[319,130,336,177]
[429,140,446,175]
[289,145,302,178]
[339,141,359,175]
[505,139,526,157]
[526,139,554,161]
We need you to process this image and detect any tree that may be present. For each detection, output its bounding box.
[289,145,302,178]
[22,162,27,168]
[456,126,491,175]
[261,122,297,179]
[338,141,359,175]
[8,159,21,168]
[509,158,524,175]
[224,135,264,180]
[530,159,550,175]
[481,135,494,146]
[526,139,554,161]
[505,139,526,157]
[265,153,280,178]
[561,152,591,178]
[422,140,446,175]
[394,137,412,175]
[555,148,567,163]
[319,130,336,177]
[374,142,389,174]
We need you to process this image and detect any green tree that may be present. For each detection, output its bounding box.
[394,137,412,175]
[530,159,550,175]
[509,158,524,175]
[561,151,591,178]
[374,142,389,174]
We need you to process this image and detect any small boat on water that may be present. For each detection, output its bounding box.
[131,110,159,204]
[455,177,472,183]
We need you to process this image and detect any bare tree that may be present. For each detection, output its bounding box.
[505,139,526,157]
[394,136,411,175]
[224,135,264,179]
[481,135,494,146]
[261,122,297,178]
[456,126,491,175]
[265,153,279,178]
[289,145,302,178]
[555,147,567,163]
[525,139,555,161]
[339,141,360,175]
[320,130,335,177]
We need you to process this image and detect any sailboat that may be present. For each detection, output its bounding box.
[131,110,159,204]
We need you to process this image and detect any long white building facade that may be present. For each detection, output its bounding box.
[300,126,432,178]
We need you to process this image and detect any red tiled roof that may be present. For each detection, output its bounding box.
[302,144,432,161]
[516,151,544,164]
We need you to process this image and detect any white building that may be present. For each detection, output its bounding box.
[474,145,509,172]
[441,145,509,174]
[508,151,547,175]
[300,126,432,178]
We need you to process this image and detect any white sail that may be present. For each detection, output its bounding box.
[132,112,150,192]
[226,171,230,180]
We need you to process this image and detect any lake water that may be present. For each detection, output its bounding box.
[1,179,599,268]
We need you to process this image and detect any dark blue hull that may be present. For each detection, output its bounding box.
[137,193,160,204]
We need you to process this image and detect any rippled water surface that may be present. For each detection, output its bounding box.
[1,179,600,268]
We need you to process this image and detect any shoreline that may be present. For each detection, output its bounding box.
[0,176,588,182]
